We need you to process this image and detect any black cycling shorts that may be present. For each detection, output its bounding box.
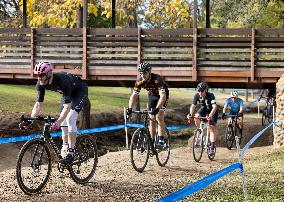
[60,84,88,113]
[148,93,169,111]
[196,107,218,125]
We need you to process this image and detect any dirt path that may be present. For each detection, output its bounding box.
[0,144,274,202]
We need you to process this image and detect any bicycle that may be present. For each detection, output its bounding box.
[224,114,243,150]
[261,97,274,126]
[16,115,98,195]
[129,110,171,172]
[189,116,216,162]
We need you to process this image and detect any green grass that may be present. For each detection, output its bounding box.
[185,148,284,201]
[0,84,196,113]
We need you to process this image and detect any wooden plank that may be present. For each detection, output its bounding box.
[143,42,192,47]
[0,36,30,41]
[198,54,250,59]
[87,36,137,42]
[198,28,251,35]
[35,36,83,41]
[34,59,82,64]
[88,47,137,52]
[87,42,137,47]
[37,47,82,52]
[198,67,249,71]
[0,42,30,46]
[0,47,30,51]
[198,43,250,47]
[88,60,137,64]
[142,29,192,36]
[0,53,30,57]
[143,48,191,53]
[256,70,284,77]
[256,49,284,53]
[143,53,192,58]
[35,28,82,35]
[35,42,83,46]
[198,71,250,77]
[256,29,284,36]
[89,28,138,36]
[257,54,284,59]
[37,52,82,57]
[143,37,193,42]
[199,37,251,42]
[198,48,250,53]
[256,43,284,47]
[256,37,284,42]
[198,61,251,65]
[0,58,30,62]
[0,68,30,74]
[87,53,137,58]
[0,28,30,34]
[256,61,284,66]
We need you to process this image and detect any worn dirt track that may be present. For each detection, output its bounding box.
[0,143,274,202]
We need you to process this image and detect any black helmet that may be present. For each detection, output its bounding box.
[197,82,208,91]
[138,62,151,72]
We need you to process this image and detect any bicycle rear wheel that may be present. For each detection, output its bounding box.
[130,128,150,172]
[225,124,234,150]
[156,128,171,167]
[69,135,98,184]
[192,129,204,162]
[16,138,51,195]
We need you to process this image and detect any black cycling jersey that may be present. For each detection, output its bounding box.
[193,92,217,113]
[36,72,86,104]
[267,88,276,98]
[133,73,169,97]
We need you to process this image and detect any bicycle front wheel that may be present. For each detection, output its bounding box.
[192,129,204,162]
[130,128,150,172]
[69,135,98,184]
[16,138,51,195]
[156,128,171,167]
[225,124,234,150]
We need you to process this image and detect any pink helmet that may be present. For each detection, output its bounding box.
[34,61,54,75]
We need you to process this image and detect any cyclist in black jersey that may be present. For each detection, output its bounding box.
[20,61,88,163]
[187,82,218,156]
[126,62,169,148]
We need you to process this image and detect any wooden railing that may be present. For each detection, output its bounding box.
[0,28,283,87]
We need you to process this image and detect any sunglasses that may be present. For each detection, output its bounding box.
[231,97,237,99]
[198,90,205,93]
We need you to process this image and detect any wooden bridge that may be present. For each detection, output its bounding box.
[0,28,283,88]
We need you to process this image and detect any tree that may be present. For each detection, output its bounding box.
[0,0,21,27]
[19,0,99,28]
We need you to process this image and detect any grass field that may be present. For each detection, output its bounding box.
[0,84,257,114]
[187,148,284,201]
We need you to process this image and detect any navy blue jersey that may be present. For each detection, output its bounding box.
[36,72,86,104]
[193,92,217,113]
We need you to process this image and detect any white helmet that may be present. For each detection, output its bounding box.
[230,90,238,98]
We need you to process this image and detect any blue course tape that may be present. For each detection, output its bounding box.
[243,98,258,109]
[0,124,190,144]
[157,163,242,202]
[126,123,191,131]
[0,124,127,145]
[240,121,274,158]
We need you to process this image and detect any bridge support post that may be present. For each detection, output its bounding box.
[30,28,35,78]
[250,28,255,82]
[192,0,198,81]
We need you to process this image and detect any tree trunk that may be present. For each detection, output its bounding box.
[77,97,91,130]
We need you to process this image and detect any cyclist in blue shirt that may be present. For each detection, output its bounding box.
[222,90,244,132]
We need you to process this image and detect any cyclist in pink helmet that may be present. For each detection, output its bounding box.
[21,61,88,163]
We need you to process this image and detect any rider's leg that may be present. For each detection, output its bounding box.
[194,113,201,128]
[156,110,166,140]
[66,109,79,150]
[60,119,69,158]
[238,116,243,130]
[209,125,217,143]
[149,114,156,139]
